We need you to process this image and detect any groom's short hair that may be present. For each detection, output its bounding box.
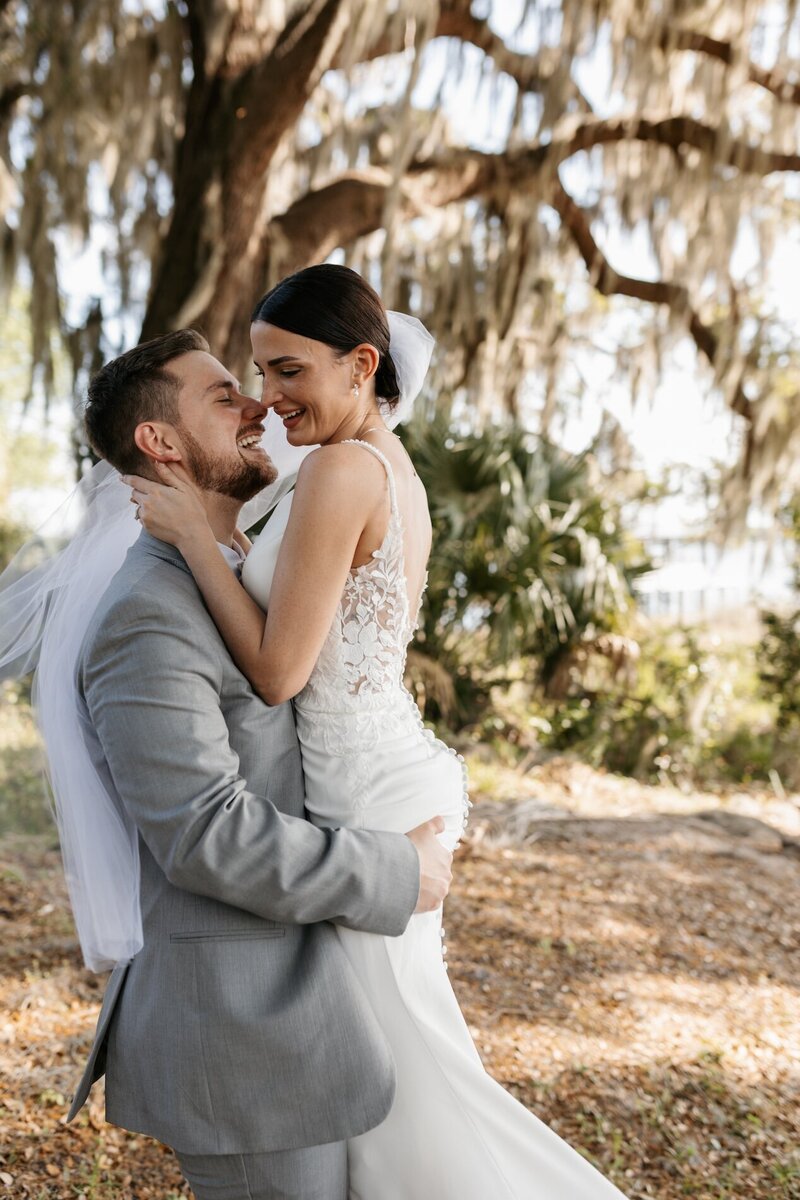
[84,329,210,474]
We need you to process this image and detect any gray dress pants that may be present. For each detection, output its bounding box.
[175,1140,347,1200]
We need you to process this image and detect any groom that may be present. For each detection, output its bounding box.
[67,329,453,1199]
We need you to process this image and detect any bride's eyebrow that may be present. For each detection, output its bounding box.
[266,355,301,367]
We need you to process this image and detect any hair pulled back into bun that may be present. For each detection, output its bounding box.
[251,264,400,409]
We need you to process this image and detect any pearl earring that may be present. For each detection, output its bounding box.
[353,383,360,398]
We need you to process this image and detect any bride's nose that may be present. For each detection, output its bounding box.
[258,377,281,408]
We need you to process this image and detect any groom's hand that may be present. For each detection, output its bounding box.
[406,817,453,913]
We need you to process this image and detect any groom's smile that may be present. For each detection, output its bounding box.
[237,424,266,454]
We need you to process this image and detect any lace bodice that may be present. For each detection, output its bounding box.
[295,439,422,722]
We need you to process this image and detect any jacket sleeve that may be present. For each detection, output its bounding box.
[81,594,419,936]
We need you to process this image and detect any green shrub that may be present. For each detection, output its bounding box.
[402,417,647,726]
[519,624,780,787]
[758,608,800,731]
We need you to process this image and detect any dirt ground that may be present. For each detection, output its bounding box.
[1,757,799,1199]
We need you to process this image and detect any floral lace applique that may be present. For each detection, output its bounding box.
[297,441,414,717]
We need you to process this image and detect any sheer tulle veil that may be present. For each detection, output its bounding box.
[0,310,434,971]
[1,464,144,969]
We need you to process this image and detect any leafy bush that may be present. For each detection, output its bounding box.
[758,608,800,731]
[507,624,780,787]
[712,723,778,783]
[402,417,647,725]
[536,626,702,778]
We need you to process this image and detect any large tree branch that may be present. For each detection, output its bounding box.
[269,171,391,269]
[276,98,800,230]
[266,106,800,275]
[406,115,800,210]
[264,167,757,429]
[323,0,591,109]
[336,11,799,120]
[558,113,800,174]
[230,0,348,176]
[663,27,800,108]
[550,179,754,425]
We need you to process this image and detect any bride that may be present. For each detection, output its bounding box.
[125,263,629,1199]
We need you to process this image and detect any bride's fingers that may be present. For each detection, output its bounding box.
[122,473,159,494]
[153,460,187,488]
[122,468,149,487]
[155,460,194,488]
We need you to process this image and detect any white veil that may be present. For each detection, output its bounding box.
[0,463,142,970]
[0,309,434,972]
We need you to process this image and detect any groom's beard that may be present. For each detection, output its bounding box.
[177,425,277,502]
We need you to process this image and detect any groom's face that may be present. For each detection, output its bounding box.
[145,350,277,500]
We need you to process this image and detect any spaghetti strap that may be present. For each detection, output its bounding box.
[341,438,399,517]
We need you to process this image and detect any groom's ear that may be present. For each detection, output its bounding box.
[134,420,182,466]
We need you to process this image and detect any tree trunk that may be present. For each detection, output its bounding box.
[140,0,349,373]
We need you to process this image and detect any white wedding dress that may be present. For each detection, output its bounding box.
[241,439,628,1199]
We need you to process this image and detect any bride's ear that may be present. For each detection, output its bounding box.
[134,421,182,465]
[352,343,380,386]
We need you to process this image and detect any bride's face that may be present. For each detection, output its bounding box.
[250,321,376,446]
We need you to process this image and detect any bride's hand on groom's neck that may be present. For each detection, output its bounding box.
[123,461,212,552]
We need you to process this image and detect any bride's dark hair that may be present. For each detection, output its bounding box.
[251,264,401,409]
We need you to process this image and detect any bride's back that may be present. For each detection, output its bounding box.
[349,431,431,620]
[291,434,428,720]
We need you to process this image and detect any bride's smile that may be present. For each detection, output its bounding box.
[273,405,305,431]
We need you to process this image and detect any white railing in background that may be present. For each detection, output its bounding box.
[634,535,795,619]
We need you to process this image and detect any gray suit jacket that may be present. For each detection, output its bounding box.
[66,531,420,1155]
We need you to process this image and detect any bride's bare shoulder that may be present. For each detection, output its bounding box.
[297,441,386,484]
[292,442,387,514]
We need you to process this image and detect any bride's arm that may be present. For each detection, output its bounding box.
[233,526,253,555]
[128,446,380,704]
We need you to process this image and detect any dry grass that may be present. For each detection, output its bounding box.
[1,757,799,1198]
